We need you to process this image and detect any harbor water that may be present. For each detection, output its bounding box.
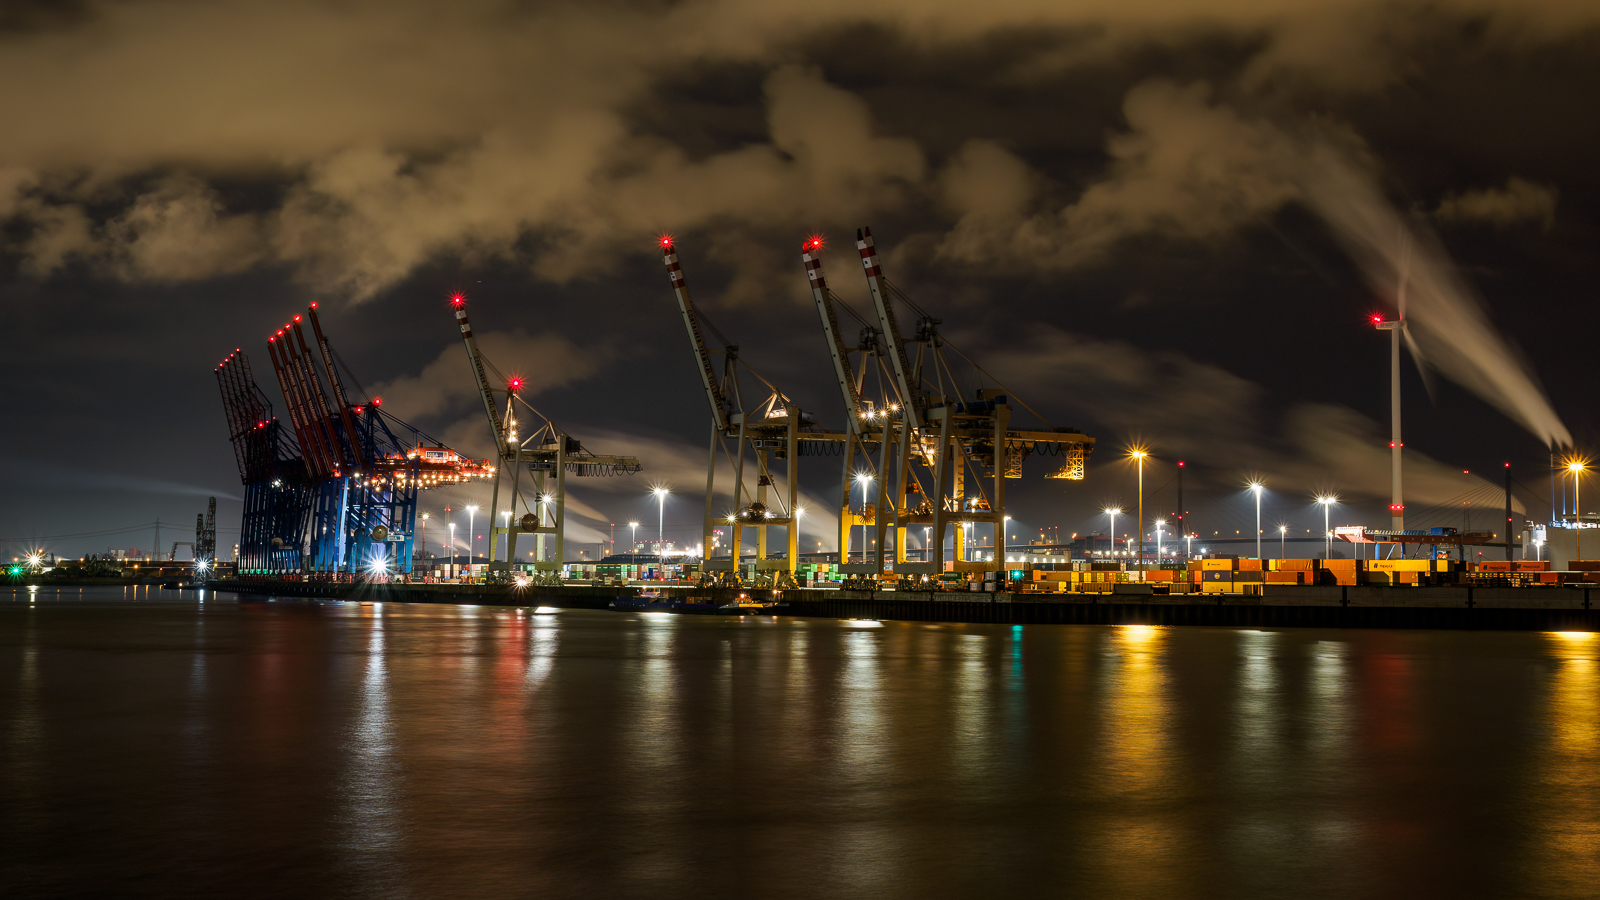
[2,585,1597,899]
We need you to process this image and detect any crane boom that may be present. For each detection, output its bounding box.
[292,319,348,470]
[801,239,864,425]
[450,295,509,454]
[856,227,921,430]
[306,302,366,468]
[662,240,731,433]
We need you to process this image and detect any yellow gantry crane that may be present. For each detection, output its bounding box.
[662,237,847,587]
[803,227,1095,583]
[449,294,642,583]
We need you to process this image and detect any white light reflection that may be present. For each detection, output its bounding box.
[336,608,406,889]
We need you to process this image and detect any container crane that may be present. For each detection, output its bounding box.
[803,227,1096,581]
[449,295,642,583]
[664,238,846,586]
[801,238,901,580]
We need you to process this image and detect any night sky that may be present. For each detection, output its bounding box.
[3,0,1596,561]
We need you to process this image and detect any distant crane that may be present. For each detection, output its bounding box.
[449,294,642,584]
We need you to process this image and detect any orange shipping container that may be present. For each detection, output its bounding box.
[1238,559,1263,571]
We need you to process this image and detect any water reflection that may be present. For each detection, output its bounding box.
[1090,625,1184,896]
[1527,631,1600,895]
[336,608,409,897]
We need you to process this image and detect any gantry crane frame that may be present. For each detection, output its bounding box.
[449,295,643,584]
[803,227,1095,580]
[663,238,850,587]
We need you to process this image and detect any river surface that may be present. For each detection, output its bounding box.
[2,585,1597,899]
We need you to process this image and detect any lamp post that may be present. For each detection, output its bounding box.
[1105,508,1121,560]
[418,512,429,567]
[1129,450,1148,564]
[500,511,510,563]
[854,472,873,565]
[1185,530,1192,560]
[1278,524,1287,558]
[1003,515,1012,562]
[652,487,670,553]
[448,521,456,575]
[466,505,478,576]
[1569,461,1587,561]
[629,521,639,553]
[1248,483,1264,559]
[1155,519,1165,563]
[1316,495,1336,559]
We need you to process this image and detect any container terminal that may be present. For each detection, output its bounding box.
[16,226,1593,630]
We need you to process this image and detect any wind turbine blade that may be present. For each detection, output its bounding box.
[1403,326,1438,402]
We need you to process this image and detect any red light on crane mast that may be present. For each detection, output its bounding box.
[293,315,301,322]
[804,234,825,252]
[450,294,465,307]
[507,377,524,392]
[659,234,674,249]
[372,397,382,407]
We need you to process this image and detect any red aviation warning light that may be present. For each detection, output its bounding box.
[804,234,825,252]
[372,397,382,407]
[659,234,674,249]
[507,377,524,392]
[450,294,465,307]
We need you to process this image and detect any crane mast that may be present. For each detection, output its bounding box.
[662,239,732,434]
[802,240,865,422]
[856,227,921,430]
[451,295,509,455]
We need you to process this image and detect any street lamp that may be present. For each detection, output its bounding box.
[1248,483,1264,560]
[466,505,478,575]
[1155,519,1165,563]
[1316,495,1337,559]
[1003,515,1012,561]
[1129,449,1149,564]
[448,521,456,574]
[652,487,670,552]
[418,512,429,566]
[1569,461,1587,560]
[500,511,511,563]
[629,521,639,553]
[1278,524,1287,558]
[854,472,874,565]
[1104,508,1121,559]
[924,525,931,563]
[1184,530,1193,559]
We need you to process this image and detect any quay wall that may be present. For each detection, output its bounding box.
[203,581,1600,631]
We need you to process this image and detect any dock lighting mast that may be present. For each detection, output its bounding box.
[1317,495,1337,559]
[1104,508,1120,557]
[653,487,669,551]
[1569,460,1586,560]
[1130,449,1148,564]
[629,521,639,552]
[1249,482,1264,559]
[1373,311,1407,529]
